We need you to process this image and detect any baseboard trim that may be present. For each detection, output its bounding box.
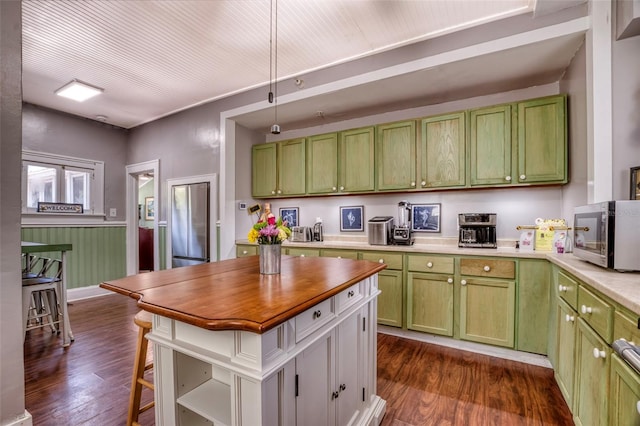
[378,325,552,368]
[67,285,112,302]
[4,411,33,426]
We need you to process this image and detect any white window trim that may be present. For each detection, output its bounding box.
[22,150,105,216]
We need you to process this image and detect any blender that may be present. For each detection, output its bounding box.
[393,200,414,245]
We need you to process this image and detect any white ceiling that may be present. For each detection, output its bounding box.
[21,0,585,132]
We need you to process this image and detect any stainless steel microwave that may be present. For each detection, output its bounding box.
[573,201,640,271]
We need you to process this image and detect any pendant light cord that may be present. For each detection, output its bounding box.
[274,0,278,122]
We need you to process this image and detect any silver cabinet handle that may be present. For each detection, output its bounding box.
[348,290,355,298]
[558,285,567,292]
[565,314,575,322]
[581,305,593,314]
[461,279,467,286]
[312,310,322,320]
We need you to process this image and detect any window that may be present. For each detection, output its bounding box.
[22,150,104,215]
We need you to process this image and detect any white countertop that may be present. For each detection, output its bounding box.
[237,238,640,315]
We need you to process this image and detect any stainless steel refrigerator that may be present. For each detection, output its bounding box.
[171,182,210,268]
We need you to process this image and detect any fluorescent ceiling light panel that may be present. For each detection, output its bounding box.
[55,80,103,102]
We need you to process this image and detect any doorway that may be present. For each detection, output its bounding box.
[125,160,159,276]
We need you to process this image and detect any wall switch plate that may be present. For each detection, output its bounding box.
[238,202,247,210]
[109,208,117,217]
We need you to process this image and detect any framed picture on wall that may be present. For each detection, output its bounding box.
[340,205,364,232]
[144,196,155,220]
[411,203,441,233]
[631,166,640,200]
[279,207,299,227]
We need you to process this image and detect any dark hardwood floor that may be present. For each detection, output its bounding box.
[24,294,573,425]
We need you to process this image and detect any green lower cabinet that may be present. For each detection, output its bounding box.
[517,259,550,354]
[377,270,403,328]
[610,354,640,425]
[407,272,454,336]
[555,297,577,408]
[573,318,610,426]
[459,277,515,348]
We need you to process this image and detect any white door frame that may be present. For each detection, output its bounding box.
[125,159,160,276]
[166,174,218,269]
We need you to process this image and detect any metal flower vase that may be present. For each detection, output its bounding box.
[259,244,282,275]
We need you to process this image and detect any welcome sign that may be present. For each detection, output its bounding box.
[37,202,83,213]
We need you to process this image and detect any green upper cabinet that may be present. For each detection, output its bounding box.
[376,121,416,191]
[277,138,306,196]
[470,105,513,186]
[338,126,375,193]
[307,133,339,194]
[517,95,567,184]
[252,143,277,198]
[420,112,466,188]
[252,139,305,198]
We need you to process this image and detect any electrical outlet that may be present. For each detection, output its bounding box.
[238,202,247,210]
[109,208,117,217]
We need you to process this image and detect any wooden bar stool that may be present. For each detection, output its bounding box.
[127,310,154,426]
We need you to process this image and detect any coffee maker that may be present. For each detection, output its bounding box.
[393,200,414,245]
[312,218,324,242]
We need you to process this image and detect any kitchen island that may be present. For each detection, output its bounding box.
[101,255,387,426]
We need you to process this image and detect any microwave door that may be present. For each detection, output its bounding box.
[574,214,602,254]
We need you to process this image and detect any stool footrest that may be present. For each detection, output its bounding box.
[137,378,154,391]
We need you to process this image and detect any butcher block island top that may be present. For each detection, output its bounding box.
[100,255,387,333]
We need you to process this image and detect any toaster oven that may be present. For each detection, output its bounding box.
[290,226,313,242]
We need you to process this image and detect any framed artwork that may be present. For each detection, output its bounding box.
[279,207,299,227]
[144,196,155,220]
[411,203,441,233]
[631,166,640,200]
[340,205,364,232]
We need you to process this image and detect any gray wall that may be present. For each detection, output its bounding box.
[22,104,129,220]
[612,33,640,200]
[1,1,26,423]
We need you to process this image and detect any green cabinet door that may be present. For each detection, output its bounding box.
[407,272,454,336]
[377,269,403,328]
[555,297,577,409]
[517,95,567,184]
[574,318,610,426]
[252,143,277,198]
[470,105,513,186]
[339,127,375,193]
[320,249,358,260]
[236,244,258,258]
[610,354,640,426]
[517,259,550,355]
[420,112,466,188]
[376,121,416,191]
[307,133,339,194]
[459,277,515,348]
[277,138,306,196]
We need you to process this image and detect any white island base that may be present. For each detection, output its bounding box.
[147,275,386,425]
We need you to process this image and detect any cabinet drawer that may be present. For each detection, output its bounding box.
[557,271,578,310]
[614,309,640,346]
[236,245,257,257]
[321,249,358,260]
[407,254,454,274]
[460,258,515,279]
[578,286,613,343]
[295,298,336,342]
[336,283,363,314]
[360,252,403,270]
[287,247,320,257]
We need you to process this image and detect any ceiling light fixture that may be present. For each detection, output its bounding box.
[55,79,103,102]
[268,0,280,135]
